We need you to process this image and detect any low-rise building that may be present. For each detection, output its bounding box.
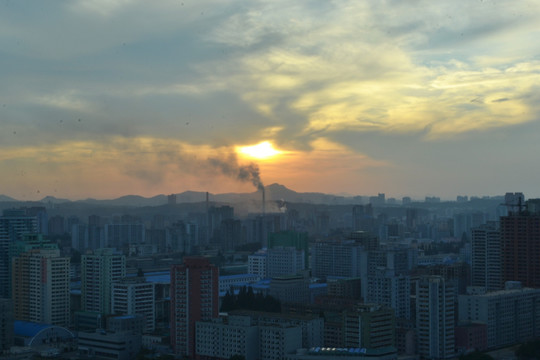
[196,311,322,360]
[458,282,540,349]
[78,330,141,360]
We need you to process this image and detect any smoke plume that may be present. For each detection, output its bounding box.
[208,153,264,190]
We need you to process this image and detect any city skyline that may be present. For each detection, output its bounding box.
[2,1,540,201]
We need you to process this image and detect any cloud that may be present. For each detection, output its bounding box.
[1,0,540,199]
[191,0,540,143]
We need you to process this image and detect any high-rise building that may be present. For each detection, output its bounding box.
[105,222,145,250]
[208,206,234,241]
[267,231,309,268]
[112,277,156,333]
[352,205,374,232]
[311,240,365,279]
[0,298,14,352]
[47,215,65,236]
[454,212,486,240]
[0,209,37,298]
[166,221,196,254]
[366,269,411,320]
[500,199,540,288]
[217,218,242,251]
[170,257,218,357]
[416,276,455,360]
[362,246,415,301]
[81,248,126,315]
[343,304,395,349]
[267,246,305,278]
[326,277,361,300]
[12,248,70,327]
[471,222,502,291]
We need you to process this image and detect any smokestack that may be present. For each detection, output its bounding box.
[262,186,266,216]
[206,191,210,244]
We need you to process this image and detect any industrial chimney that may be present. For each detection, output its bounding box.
[262,186,266,216]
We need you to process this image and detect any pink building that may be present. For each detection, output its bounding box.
[455,322,488,353]
[170,257,219,357]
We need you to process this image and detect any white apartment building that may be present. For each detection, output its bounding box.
[81,248,126,315]
[471,222,502,292]
[416,276,455,360]
[267,247,305,278]
[12,248,70,327]
[311,241,365,279]
[196,316,259,360]
[219,274,261,294]
[458,282,540,349]
[248,251,267,278]
[112,277,156,333]
[196,313,305,360]
[366,269,411,320]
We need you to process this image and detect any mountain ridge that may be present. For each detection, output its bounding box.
[0,183,363,207]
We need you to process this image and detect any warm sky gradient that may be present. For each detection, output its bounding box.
[2,0,540,201]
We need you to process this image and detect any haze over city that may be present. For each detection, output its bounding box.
[2,0,540,201]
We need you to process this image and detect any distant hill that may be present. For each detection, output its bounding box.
[0,195,17,202]
[202,183,361,205]
[0,184,364,208]
[40,196,71,204]
[76,194,168,207]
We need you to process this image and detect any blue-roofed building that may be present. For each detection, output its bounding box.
[284,346,398,360]
[309,283,328,303]
[143,271,170,284]
[14,320,76,350]
[220,273,261,293]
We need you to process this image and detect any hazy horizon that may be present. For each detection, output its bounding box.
[2,1,540,201]
[0,182,512,203]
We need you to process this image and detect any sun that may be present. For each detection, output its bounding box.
[237,141,282,160]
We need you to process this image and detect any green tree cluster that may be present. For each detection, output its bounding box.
[516,339,540,359]
[220,286,281,313]
[459,351,494,360]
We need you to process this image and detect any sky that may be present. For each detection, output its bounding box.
[1,0,540,201]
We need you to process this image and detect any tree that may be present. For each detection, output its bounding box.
[516,339,540,359]
[459,352,494,360]
[220,290,236,312]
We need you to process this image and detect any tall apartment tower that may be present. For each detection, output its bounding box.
[471,222,502,291]
[352,204,374,232]
[367,269,411,320]
[12,248,70,327]
[500,198,540,288]
[81,248,126,315]
[0,298,14,352]
[112,277,156,333]
[416,276,455,360]
[170,257,218,358]
[0,209,37,298]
